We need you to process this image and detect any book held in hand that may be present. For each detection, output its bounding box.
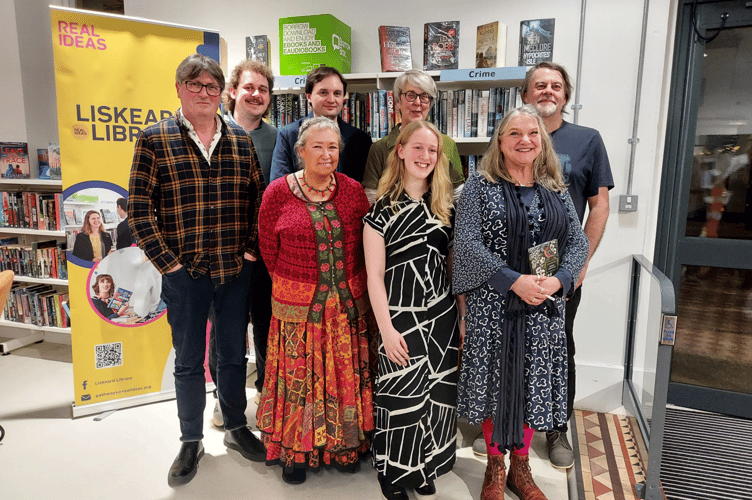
[108,287,132,310]
[378,26,412,72]
[424,21,459,71]
[519,19,555,66]
[528,239,559,278]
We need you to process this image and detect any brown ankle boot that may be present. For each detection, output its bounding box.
[507,453,547,500]
[480,454,506,500]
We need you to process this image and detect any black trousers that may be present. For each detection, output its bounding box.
[553,285,582,433]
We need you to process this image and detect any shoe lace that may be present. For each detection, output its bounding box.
[553,432,572,451]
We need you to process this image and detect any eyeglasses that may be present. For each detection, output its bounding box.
[183,81,222,97]
[401,91,432,104]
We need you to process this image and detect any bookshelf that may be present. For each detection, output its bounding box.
[271,66,526,156]
[0,178,70,354]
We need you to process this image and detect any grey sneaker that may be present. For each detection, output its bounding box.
[472,431,487,458]
[212,400,223,428]
[546,429,574,469]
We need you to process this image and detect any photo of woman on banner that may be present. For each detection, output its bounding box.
[72,210,113,262]
[91,273,130,320]
[88,247,166,325]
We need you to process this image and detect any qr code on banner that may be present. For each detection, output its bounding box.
[95,342,123,369]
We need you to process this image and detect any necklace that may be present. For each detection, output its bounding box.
[300,171,336,195]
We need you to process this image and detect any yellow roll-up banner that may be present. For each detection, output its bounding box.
[51,7,220,413]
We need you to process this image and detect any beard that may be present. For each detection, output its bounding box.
[535,101,558,117]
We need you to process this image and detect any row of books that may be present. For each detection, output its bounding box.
[433,86,524,139]
[0,191,64,231]
[269,85,522,142]
[0,238,68,280]
[3,283,69,329]
[378,19,551,72]
[460,154,483,180]
[0,142,62,180]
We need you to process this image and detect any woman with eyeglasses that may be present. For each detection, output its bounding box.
[361,69,465,204]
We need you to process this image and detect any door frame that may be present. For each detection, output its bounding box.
[654,0,752,417]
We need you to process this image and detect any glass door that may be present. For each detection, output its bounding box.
[656,0,752,417]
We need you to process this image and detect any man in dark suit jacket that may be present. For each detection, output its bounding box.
[115,197,135,249]
[270,66,372,183]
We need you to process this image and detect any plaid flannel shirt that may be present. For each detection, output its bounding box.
[128,111,264,284]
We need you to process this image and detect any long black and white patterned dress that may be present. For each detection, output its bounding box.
[364,192,460,489]
[452,172,588,451]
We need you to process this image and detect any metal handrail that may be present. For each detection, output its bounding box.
[623,254,677,500]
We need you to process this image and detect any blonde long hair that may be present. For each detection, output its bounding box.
[478,105,566,192]
[377,121,453,225]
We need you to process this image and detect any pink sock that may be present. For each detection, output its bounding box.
[512,424,534,456]
[482,417,504,456]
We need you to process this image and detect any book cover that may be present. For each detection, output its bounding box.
[100,208,116,224]
[37,149,50,179]
[378,26,412,72]
[424,21,459,71]
[519,19,555,66]
[245,35,269,65]
[476,21,508,68]
[108,287,132,310]
[528,239,559,278]
[0,142,30,179]
[47,144,62,180]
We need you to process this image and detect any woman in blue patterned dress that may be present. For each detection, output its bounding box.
[453,105,588,500]
[364,121,462,500]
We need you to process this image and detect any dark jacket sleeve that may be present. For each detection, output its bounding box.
[72,233,93,261]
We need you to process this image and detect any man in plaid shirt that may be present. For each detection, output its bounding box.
[128,53,266,487]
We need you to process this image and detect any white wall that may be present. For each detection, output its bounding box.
[3,0,679,413]
[0,1,27,142]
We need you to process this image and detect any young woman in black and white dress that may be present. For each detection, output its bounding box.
[363,120,464,500]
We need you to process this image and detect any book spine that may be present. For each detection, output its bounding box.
[379,90,387,138]
[464,89,472,138]
[471,89,479,137]
[487,88,496,136]
[386,91,395,131]
[54,193,62,231]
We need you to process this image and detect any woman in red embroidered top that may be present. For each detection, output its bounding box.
[257,116,376,485]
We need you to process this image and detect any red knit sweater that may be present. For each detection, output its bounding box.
[258,173,371,323]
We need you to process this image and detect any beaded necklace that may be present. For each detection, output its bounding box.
[300,170,336,196]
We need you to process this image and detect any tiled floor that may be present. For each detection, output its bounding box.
[572,409,647,500]
[0,339,569,500]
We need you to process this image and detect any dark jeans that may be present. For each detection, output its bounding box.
[208,258,272,393]
[161,261,252,441]
[554,285,582,434]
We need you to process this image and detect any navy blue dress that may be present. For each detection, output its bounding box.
[452,172,588,449]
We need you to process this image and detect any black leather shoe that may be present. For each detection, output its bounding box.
[224,426,266,462]
[414,480,437,500]
[378,474,409,500]
[168,441,204,487]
